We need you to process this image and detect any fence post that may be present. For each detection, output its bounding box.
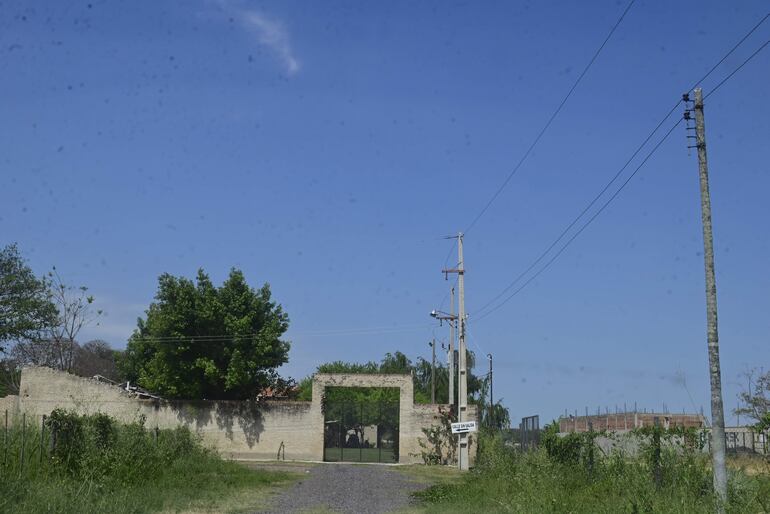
[20,412,26,474]
[154,426,159,445]
[3,409,7,469]
[339,406,344,462]
[359,402,363,463]
[50,419,57,457]
[378,402,382,463]
[587,421,594,477]
[624,403,628,431]
[653,417,661,489]
[40,415,46,466]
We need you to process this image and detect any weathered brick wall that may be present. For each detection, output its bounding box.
[0,394,19,425]
[409,403,478,464]
[15,367,473,464]
[17,367,321,460]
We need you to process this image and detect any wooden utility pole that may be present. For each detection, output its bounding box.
[430,339,436,404]
[457,232,468,470]
[692,87,727,507]
[449,287,455,407]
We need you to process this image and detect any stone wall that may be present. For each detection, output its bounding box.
[12,367,474,464]
[410,402,479,464]
[0,394,19,425]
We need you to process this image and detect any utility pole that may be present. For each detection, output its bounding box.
[487,353,493,428]
[456,233,468,470]
[429,339,436,404]
[449,287,455,407]
[687,88,727,507]
[434,232,467,470]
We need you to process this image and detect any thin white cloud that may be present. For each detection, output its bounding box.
[239,11,300,75]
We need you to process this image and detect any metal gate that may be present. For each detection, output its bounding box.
[323,401,399,463]
[519,415,540,451]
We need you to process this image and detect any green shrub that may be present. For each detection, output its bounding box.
[415,429,770,513]
[0,410,289,514]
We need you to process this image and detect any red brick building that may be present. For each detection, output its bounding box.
[559,412,706,433]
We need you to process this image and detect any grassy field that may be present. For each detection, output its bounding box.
[0,410,295,514]
[413,432,770,513]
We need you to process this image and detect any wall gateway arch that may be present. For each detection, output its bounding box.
[311,373,414,462]
[8,367,477,465]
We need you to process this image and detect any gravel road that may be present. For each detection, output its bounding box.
[257,463,429,513]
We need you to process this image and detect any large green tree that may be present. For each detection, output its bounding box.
[0,244,57,353]
[122,268,289,400]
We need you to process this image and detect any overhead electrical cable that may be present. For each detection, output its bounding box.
[474,118,684,322]
[473,101,682,316]
[130,324,433,343]
[473,33,770,322]
[472,13,770,320]
[705,37,770,99]
[463,0,637,234]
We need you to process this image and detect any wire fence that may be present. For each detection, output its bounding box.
[557,407,769,456]
[1,411,51,479]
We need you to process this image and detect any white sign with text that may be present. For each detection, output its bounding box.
[450,421,478,434]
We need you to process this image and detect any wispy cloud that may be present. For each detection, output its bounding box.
[238,11,300,75]
[207,1,300,75]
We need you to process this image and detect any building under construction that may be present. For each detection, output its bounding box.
[559,411,706,433]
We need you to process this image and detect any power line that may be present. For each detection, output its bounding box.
[465,325,489,359]
[472,13,770,319]
[473,101,682,316]
[129,324,433,343]
[127,333,259,341]
[436,276,458,313]
[705,37,770,99]
[442,237,458,269]
[474,117,684,322]
[476,30,769,321]
[464,0,636,234]
[690,12,769,93]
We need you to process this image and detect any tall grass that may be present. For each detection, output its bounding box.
[416,429,770,513]
[0,409,289,513]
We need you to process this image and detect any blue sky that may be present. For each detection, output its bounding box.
[2,0,768,426]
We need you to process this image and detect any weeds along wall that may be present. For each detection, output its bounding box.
[7,367,465,464]
[11,367,318,461]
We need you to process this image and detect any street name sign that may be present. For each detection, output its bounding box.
[450,421,478,434]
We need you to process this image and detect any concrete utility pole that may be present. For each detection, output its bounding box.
[487,353,493,428]
[429,339,436,404]
[691,87,728,507]
[456,233,469,470]
[449,287,455,407]
[436,233,467,470]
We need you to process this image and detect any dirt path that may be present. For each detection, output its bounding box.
[253,463,434,514]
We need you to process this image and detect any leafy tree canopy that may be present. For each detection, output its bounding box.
[0,243,57,352]
[121,268,289,400]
